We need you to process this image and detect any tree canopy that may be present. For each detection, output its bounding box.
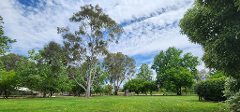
[0,16,16,55]
[179,0,240,110]
[164,67,195,95]
[0,53,25,71]
[151,47,199,85]
[179,0,240,78]
[103,52,136,95]
[136,63,153,82]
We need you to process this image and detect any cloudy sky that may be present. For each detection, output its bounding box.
[0,0,205,80]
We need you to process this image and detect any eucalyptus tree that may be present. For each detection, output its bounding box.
[57,4,124,98]
[103,52,136,95]
[0,16,16,55]
[179,0,240,110]
[136,63,153,82]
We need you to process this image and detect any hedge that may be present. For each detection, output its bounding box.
[194,77,226,101]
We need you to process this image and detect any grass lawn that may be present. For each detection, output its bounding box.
[0,95,227,112]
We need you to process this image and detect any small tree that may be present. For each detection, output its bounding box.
[123,78,146,95]
[104,84,113,95]
[103,52,136,95]
[164,67,195,95]
[148,81,158,96]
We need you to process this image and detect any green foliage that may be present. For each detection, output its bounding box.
[179,0,240,78]
[223,77,240,111]
[160,88,167,93]
[179,0,240,110]
[194,77,226,101]
[123,78,156,95]
[164,67,195,95]
[0,63,16,98]
[103,52,136,95]
[123,78,145,95]
[151,47,199,85]
[16,45,69,97]
[148,81,158,95]
[208,70,224,79]
[104,84,113,95]
[0,53,25,71]
[0,16,16,55]
[136,63,153,82]
[71,80,86,96]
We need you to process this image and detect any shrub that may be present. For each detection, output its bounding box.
[194,77,226,101]
[223,77,240,111]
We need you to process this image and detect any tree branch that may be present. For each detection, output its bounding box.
[81,75,87,85]
[72,74,86,91]
[57,60,86,91]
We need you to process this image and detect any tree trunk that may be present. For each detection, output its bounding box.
[85,65,92,98]
[114,85,119,95]
[85,83,91,98]
[177,87,182,95]
[43,91,46,98]
[114,90,118,95]
[180,87,182,95]
[4,90,8,98]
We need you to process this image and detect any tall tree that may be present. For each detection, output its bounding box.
[57,4,124,98]
[179,0,240,77]
[103,52,136,95]
[136,63,153,82]
[179,0,240,111]
[0,16,16,55]
[151,47,199,86]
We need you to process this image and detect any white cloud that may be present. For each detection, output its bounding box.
[0,0,198,56]
[0,0,205,79]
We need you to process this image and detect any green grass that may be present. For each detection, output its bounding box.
[0,95,227,112]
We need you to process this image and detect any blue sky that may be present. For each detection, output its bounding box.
[0,0,205,80]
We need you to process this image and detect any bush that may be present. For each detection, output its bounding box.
[194,77,226,101]
[224,77,240,111]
